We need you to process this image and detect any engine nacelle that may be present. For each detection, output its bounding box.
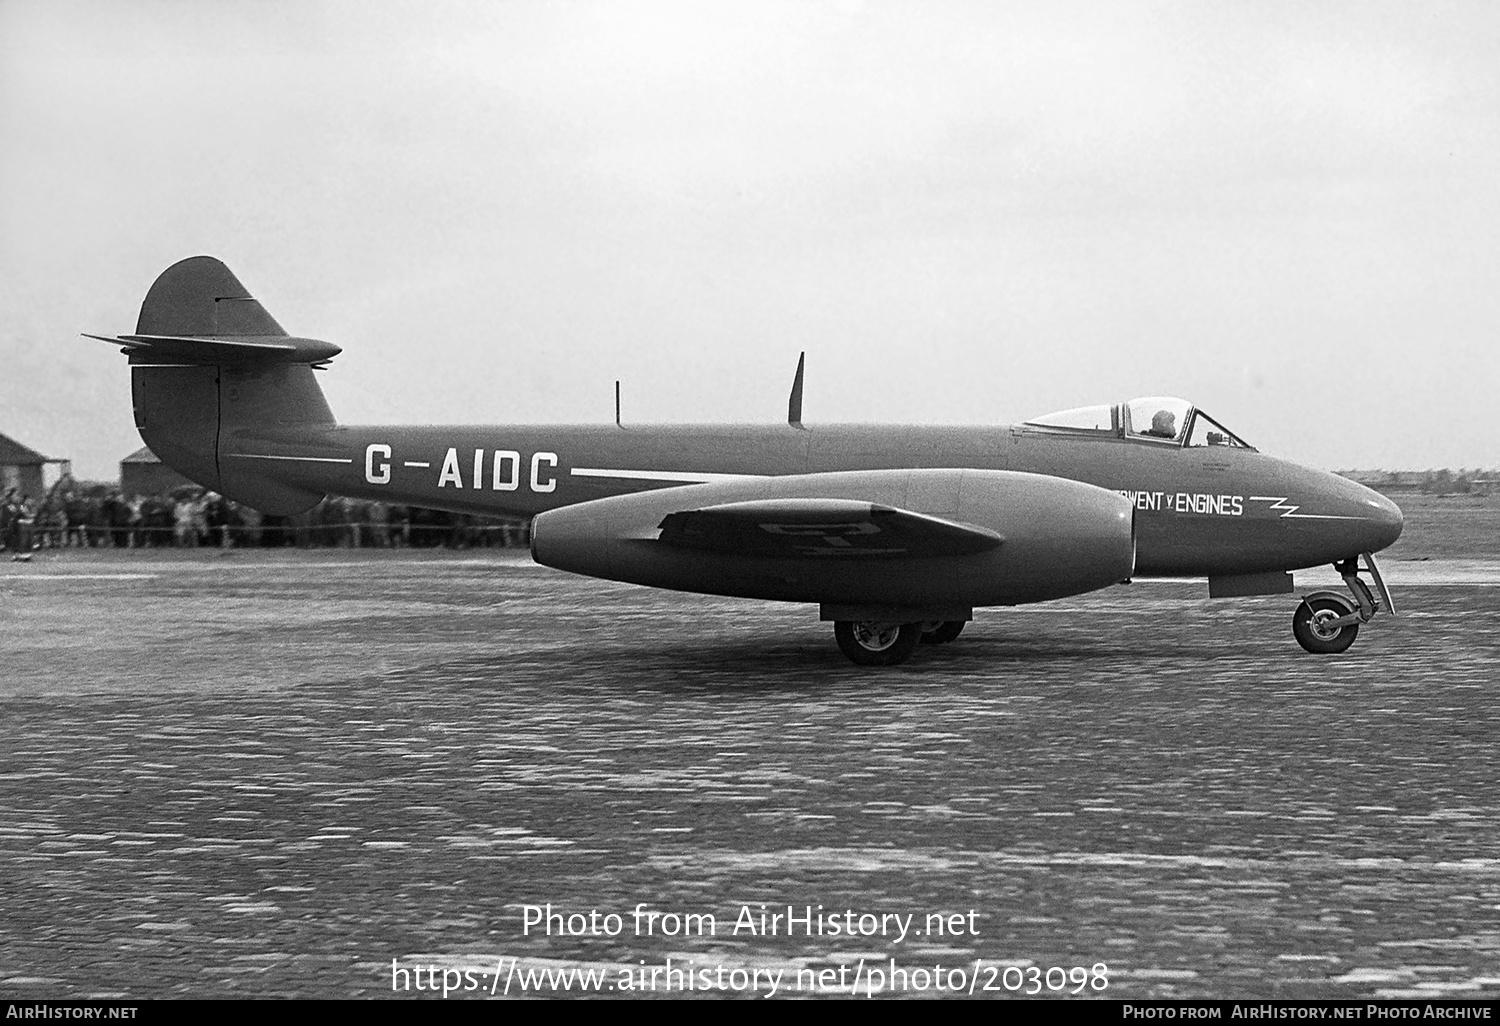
[531,469,1134,608]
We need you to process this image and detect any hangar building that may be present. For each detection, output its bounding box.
[120,446,193,497]
[0,431,53,500]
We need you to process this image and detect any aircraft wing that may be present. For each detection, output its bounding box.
[656,498,1002,559]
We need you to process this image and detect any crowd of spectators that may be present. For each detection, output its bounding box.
[0,478,529,552]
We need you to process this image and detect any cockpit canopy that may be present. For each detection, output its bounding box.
[1025,397,1253,449]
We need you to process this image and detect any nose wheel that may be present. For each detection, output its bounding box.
[1292,594,1359,653]
[1292,551,1395,654]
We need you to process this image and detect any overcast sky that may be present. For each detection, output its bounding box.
[2,0,1497,480]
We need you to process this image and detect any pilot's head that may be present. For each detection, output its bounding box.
[1151,410,1176,437]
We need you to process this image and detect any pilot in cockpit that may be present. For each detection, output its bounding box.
[1145,409,1177,439]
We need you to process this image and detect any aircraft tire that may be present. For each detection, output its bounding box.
[835,621,923,666]
[919,620,966,645]
[1292,596,1359,654]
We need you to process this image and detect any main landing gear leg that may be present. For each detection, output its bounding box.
[1292,551,1396,654]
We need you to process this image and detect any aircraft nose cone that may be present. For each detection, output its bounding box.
[1287,467,1405,561]
[1332,478,1404,555]
[1362,489,1404,552]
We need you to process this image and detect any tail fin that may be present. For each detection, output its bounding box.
[89,257,341,515]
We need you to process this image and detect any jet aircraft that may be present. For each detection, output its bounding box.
[90,257,1403,666]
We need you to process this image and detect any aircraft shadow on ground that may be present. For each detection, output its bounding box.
[402,632,1176,696]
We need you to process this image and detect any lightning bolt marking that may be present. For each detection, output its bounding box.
[1247,496,1365,520]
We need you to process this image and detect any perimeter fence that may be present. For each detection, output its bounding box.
[1,486,529,553]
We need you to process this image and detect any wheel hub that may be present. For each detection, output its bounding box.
[852,622,901,651]
[1308,609,1344,641]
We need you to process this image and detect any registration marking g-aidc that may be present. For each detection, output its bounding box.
[361,442,765,493]
[363,444,558,493]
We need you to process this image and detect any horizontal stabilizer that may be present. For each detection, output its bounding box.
[657,498,1002,559]
[85,256,340,365]
[83,333,341,365]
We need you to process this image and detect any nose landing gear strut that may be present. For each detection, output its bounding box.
[1292,552,1396,654]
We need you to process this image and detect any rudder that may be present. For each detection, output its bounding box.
[94,257,342,515]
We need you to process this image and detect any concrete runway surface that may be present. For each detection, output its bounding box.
[1,542,1497,999]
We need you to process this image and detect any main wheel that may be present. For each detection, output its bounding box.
[919,620,966,645]
[1292,595,1359,654]
[834,621,923,666]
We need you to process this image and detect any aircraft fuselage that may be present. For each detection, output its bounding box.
[224,421,1403,578]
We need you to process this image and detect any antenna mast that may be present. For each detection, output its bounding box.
[788,352,805,429]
